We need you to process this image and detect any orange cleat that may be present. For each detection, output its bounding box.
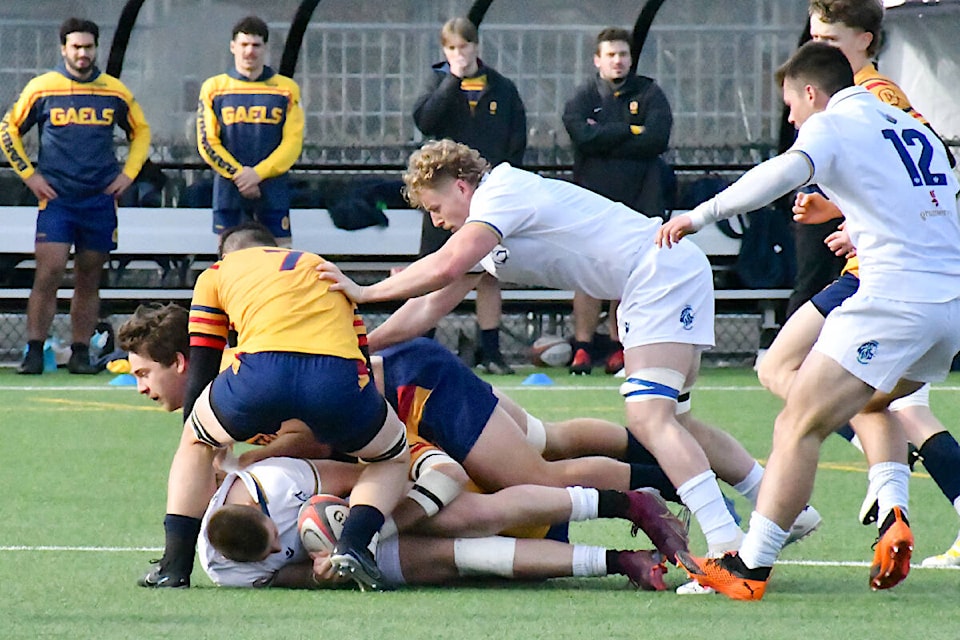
[569,348,592,375]
[676,550,771,601]
[870,506,913,591]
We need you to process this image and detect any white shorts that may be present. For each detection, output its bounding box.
[889,383,930,412]
[814,294,960,393]
[617,240,715,351]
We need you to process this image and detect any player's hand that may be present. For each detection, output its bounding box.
[24,173,58,201]
[104,173,134,198]
[792,191,843,225]
[447,58,468,78]
[656,214,696,248]
[825,222,856,259]
[310,551,349,585]
[316,260,367,302]
[234,167,262,198]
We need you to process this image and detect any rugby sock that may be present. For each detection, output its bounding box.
[739,511,789,569]
[566,486,599,521]
[733,461,764,507]
[835,423,863,451]
[26,339,43,354]
[869,461,911,525]
[338,504,385,551]
[479,328,502,362]
[918,431,960,505]
[162,514,201,576]
[677,470,741,548]
[572,341,592,357]
[571,545,605,576]
[625,430,658,465]
[597,489,627,519]
[628,463,680,502]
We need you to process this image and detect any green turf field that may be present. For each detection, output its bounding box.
[2,365,958,639]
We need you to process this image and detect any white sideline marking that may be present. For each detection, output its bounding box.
[0,546,956,570]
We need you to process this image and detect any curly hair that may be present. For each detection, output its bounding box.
[809,0,884,58]
[402,139,490,208]
[117,303,189,367]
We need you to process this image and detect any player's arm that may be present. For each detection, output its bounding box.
[367,272,484,352]
[0,82,57,200]
[605,84,672,159]
[252,83,304,180]
[505,87,527,166]
[657,151,812,247]
[196,82,243,180]
[412,73,461,135]
[562,88,636,155]
[270,558,351,589]
[320,222,499,304]
[183,273,229,417]
[106,88,151,197]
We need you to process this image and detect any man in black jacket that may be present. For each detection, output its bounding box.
[562,27,673,375]
[412,17,527,375]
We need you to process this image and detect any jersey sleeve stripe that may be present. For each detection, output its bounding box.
[190,334,228,349]
[190,304,227,315]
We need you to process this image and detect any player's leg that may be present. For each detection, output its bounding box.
[256,208,293,248]
[622,342,742,556]
[475,273,512,374]
[68,248,108,373]
[570,291,601,374]
[604,299,624,374]
[385,535,666,590]
[755,301,826,399]
[20,240,70,373]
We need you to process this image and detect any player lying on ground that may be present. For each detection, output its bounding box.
[199,455,668,591]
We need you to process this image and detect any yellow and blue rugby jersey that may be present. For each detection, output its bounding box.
[196,66,303,211]
[188,247,367,365]
[0,62,150,198]
[841,64,932,279]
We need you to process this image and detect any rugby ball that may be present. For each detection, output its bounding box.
[298,494,349,553]
[531,334,573,367]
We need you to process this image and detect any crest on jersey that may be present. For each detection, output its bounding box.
[492,245,510,265]
[857,340,879,365]
[680,305,695,330]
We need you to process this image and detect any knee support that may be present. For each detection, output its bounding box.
[523,412,547,454]
[408,467,464,517]
[358,429,408,464]
[619,368,685,404]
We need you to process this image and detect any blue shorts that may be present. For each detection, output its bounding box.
[210,351,386,453]
[213,208,291,239]
[380,338,498,462]
[810,272,860,317]
[36,193,117,252]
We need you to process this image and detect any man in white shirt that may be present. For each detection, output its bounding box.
[318,140,784,568]
[657,41,960,599]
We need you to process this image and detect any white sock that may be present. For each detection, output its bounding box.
[732,461,764,507]
[571,545,607,577]
[677,470,741,547]
[739,511,789,569]
[869,461,910,525]
[566,486,599,522]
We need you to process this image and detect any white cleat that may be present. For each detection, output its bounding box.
[676,579,716,595]
[785,505,822,546]
[921,534,960,568]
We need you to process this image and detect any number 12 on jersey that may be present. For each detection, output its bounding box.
[882,128,948,187]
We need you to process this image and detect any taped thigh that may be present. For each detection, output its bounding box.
[619,368,685,404]
[188,384,235,448]
[352,409,408,463]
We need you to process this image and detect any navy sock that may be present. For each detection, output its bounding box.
[572,341,591,355]
[479,328,502,362]
[597,489,629,518]
[625,430,658,465]
[629,464,680,502]
[338,504,385,551]
[919,431,960,503]
[26,339,43,353]
[162,514,201,576]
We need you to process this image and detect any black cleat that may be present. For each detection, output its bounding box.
[330,544,389,592]
[479,359,515,375]
[17,348,43,375]
[67,346,100,375]
[138,559,190,588]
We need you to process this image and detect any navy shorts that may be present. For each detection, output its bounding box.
[810,272,860,317]
[214,208,291,239]
[210,351,386,453]
[36,193,117,252]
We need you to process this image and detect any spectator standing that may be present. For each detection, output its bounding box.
[562,27,673,375]
[0,17,151,375]
[412,17,526,374]
[197,16,303,247]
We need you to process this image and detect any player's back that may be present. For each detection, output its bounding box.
[191,247,365,359]
[795,87,960,301]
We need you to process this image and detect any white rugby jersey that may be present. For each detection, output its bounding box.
[467,164,676,300]
[198,457,321,587]
[792,86,960,302]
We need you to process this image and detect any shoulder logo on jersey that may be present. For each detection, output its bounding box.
[221,105,284,125]
[856,340,878,365]
[879,111,897,125]
[492,245,509,265]
[284,547,295,559]
[679,305,695,330]
[49,107,114,126]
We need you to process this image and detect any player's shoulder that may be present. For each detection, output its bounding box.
[20,70,67,94]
